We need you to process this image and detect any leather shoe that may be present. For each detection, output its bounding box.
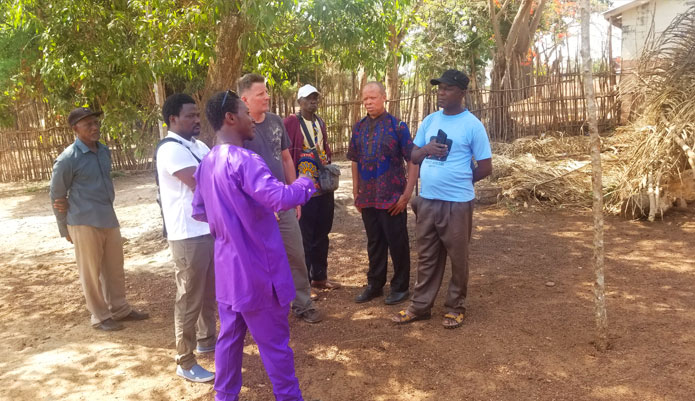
[311,280,342,290]
[385,290,410,305]
[115,309,150,321]
[299,309,323,323]
[94,318,124,331]
[354,286,383,303]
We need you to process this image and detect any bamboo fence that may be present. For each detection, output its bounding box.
[1,69,619,182]
[0,126,155,182]
[287,70,620,155]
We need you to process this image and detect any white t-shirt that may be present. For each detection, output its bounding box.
[156,131,211,240]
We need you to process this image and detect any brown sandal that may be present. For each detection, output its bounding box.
[442,312,465,329]
[392,310,431,325]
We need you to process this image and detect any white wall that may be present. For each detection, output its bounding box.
[620,0,694,63]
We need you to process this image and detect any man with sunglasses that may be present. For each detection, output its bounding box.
[50,107,149,332]
[194,90,315,401]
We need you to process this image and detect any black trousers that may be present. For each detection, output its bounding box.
[299,192,335,282]
[360,207,410,293]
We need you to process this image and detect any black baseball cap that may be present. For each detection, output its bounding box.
[67,107,103,126]
[430,69,470,90]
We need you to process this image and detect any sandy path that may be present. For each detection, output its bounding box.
[1,163,694,401]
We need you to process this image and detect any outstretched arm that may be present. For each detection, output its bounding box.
[241,154,315,212]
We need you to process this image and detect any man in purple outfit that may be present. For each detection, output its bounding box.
[192,90,315,401]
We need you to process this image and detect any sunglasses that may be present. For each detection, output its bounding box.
[221,89,238,109]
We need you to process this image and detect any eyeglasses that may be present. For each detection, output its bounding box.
[221,90,234,108]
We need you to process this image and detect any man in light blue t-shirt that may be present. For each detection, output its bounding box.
[393,69,493,329]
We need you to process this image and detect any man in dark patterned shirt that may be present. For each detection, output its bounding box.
[347,82,418,305]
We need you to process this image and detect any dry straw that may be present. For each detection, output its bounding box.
[605,7,695,218]
[485,131,626,207]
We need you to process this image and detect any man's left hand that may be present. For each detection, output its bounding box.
[296,205,302,220]
[53,198,68,213]
[387,194,410,216]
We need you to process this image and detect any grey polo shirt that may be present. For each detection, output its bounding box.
[50,138,119,237]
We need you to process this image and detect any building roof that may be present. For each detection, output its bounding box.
[603,0,651,24]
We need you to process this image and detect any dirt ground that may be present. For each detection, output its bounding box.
[1,162,694,401]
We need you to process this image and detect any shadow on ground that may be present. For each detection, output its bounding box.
[1,166,694,400]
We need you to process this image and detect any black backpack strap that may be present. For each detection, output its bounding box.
[154,138,181,187]
[154,137,202,186]
[153,137,203,239]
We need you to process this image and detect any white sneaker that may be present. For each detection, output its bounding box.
[176,364,214,383]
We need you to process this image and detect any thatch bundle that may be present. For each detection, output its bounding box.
[494,154,591,205]
[493,132,591,160]
[484,131,625,206]
[606,7,695,219]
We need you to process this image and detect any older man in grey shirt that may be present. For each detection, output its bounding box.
[50,107,149,331]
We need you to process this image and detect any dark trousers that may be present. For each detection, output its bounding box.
[360,207,410,293]
[299,192,335,282]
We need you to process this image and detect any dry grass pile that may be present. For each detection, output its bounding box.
[606,7,695,218]
[493,132,591,160]
[485,129,627,206]
[486,133,613,206]
[492,153,591,205]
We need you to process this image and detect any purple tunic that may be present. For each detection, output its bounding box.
[192,144,315,311]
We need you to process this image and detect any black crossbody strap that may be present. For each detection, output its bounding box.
[154,137,202,187]
[297,114,325,172]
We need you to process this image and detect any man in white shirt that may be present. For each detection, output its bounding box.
[157,94,216,383]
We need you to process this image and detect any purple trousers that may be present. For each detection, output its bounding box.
[214,300,303,401]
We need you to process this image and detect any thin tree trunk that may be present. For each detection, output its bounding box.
[581,0,608,352]
[199,3,245,146]
[488,0,548,140]
[385,24,405,116]
[153,77,167,140]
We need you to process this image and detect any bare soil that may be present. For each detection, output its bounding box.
[1,164,694,401]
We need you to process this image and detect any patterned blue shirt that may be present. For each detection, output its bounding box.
[347,112,413,209]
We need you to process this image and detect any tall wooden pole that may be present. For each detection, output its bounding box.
[580,0,608,351]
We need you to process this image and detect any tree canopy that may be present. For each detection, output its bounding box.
[0,0,577,141]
